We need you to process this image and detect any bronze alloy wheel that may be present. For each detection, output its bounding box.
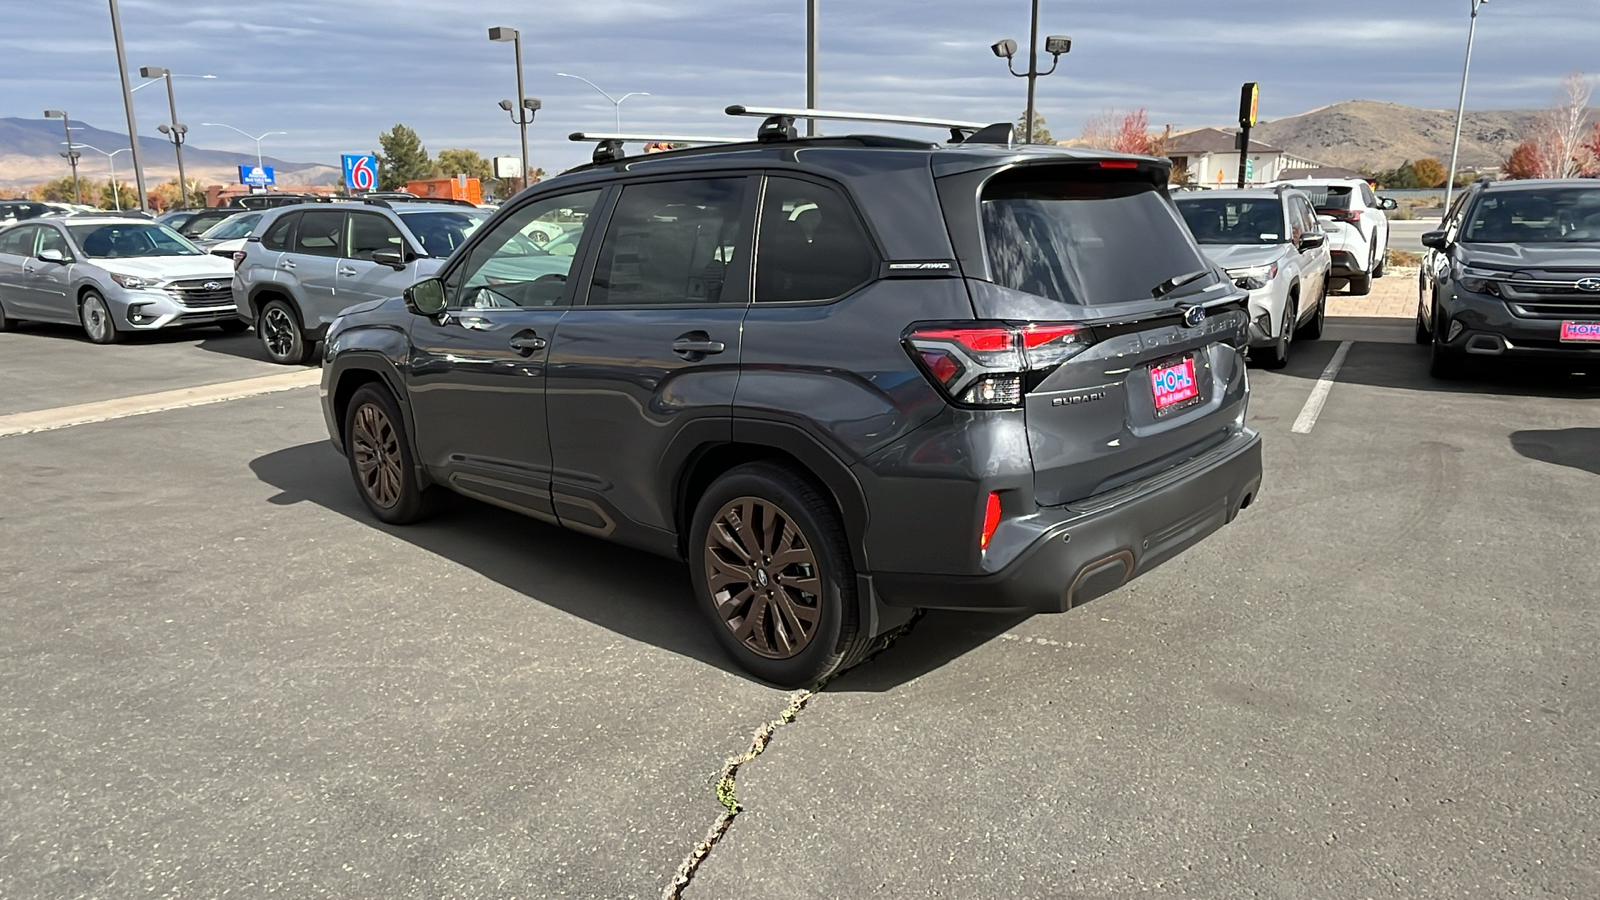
[704,496,824,660]
[350,402,404,509]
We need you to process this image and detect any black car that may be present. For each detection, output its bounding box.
[318,110,1264,685]
[157,207,236,239]
[1419,179,1600,377]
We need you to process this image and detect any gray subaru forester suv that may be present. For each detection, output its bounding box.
[317,114,1263,685]
[232,199,487,363]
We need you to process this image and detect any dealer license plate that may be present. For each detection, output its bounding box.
[1150,355,1201,414]
[1559,321,1600,343]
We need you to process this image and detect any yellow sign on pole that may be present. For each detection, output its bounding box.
[1240,82,1260,128]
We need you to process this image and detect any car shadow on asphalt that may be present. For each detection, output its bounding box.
[249,441,1017,691]
[195,331,288,365]
[1510,428,1600,476]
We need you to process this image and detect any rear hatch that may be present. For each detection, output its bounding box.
[933,158,1250,507]
[1296,183,1359,250]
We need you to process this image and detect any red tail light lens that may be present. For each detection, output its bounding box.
[1318,208,1362,224]
[980,491,1003,550]
[905,322,1092,408]
[1099,160,1139,169]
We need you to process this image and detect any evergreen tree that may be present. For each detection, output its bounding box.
[1015,110,1053,144]
[432,148,493,182]
[375,124,431,190]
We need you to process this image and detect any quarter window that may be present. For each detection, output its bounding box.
[587,178,750,307]
[261,213,297,251]
[293,211,345,257]
[444,189,602,309]
[755,176,877,303]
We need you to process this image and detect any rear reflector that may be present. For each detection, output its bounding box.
[980,491,1002,550]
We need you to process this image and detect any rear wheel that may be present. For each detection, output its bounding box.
[343,384,439,525]
[258,299,312,365]
[690,462,869,687]
[1372,240,1387,278]
[1348,271,1373,296]
[80,290,121,344]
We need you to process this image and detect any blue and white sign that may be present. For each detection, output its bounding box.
[239,165,275,187]
[342,154,378,192]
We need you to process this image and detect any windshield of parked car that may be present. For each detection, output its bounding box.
[1294,184,1352,212]
[68,223,203,258]
[399,210,488,257]
[981,168,1210,305]
[1175,197,1287,244]
[1462,187,1600,243]
[198,213,261,241]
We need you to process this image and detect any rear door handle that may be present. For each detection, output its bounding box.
[508,331,547,356]
[279,260,296,270]
[672,334,726,359]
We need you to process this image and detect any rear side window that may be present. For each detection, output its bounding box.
[755,176,877,303]
[588,178,749,307]
[0,226,37,256]
[262,213,297,251]
[294,211,345,257]
[981,169,1207,306]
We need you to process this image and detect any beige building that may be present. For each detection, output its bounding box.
[1165,127,1322,187]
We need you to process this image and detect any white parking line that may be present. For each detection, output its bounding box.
[1291,341,1353,434]
[0,370,321,438]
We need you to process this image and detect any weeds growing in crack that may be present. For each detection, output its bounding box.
[660,613,924,899]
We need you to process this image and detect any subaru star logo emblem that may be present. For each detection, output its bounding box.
[1577,277,1600,293]
[1182,305,1207,328]
[203,281,222,291]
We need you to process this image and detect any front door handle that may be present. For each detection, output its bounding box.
[508,331,547,356]
[672,333,726,359]
[339,266,358,276]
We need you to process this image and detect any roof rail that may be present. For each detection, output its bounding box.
[726,105,990,143]
[568,132,743,165]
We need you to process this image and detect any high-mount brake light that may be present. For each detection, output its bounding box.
[1099,160,1139,169]
[980,491,1003,550]
[905,322,1093,408]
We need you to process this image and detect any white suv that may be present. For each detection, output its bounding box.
[1273,178,1395,296]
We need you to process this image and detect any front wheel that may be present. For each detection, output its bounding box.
[1414,290,1433,345]
[690,462,870,687]
[0,298,15,332]
[1296,283,1327,340]
[80,290,122,344]
[1258,299,1295,369]
[216,319,249,334]
[258,299,312,365]
[343,384,440,525]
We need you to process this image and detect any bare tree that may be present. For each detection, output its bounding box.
[1079,108,1160,155]
[1533,72,1594,179]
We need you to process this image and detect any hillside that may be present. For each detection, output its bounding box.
[1252,100,1589,171]
[0,117,339,192]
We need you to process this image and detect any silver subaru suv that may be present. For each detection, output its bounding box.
[232,199,487,363]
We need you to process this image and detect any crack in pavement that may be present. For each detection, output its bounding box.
[660,613,924,899]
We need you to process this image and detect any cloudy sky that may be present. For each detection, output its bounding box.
[3,0,1596,173]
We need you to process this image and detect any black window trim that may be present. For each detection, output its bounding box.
[438,184,613,312]
[262,210,300,252]
[748,170,883,308]
[573,173,761,311]
[344,210,410,262]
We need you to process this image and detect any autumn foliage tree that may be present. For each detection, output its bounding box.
[1079,108,1164,155]
[1502,141,1543,179]
[1409,157,1447,188]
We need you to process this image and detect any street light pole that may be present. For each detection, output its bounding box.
[556,73,650,132]
[107,0,149,210]
[44,110,82,204]
[1443,0,1488,217]
[806,0,818,136]
[992,3,1071,144]
[489,27,535,191]
[201,124,288,188]
[74,143,131,211]
[140,67,196,209]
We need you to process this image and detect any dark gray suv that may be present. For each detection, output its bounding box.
[318,118,1263,685]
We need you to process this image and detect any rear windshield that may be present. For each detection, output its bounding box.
[199,213,261,241]
[1175,197,1286,245]
[1296,185,1352,211]
[981,169,1208,305]
[1463,186,1600,243]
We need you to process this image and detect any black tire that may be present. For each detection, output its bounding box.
[1372,241,1387,279]
[343,383,440,525]
[689,462,870,687]
[216,319,249,334]
[1296,282,1327,340]
[1429,307,1466,379]
[1348,272,1373,296]
[1414,289,1432,345]
[258,298,312,365]
[80,290,122,344]
[1257,299,1295,369]
[0,298,14,332]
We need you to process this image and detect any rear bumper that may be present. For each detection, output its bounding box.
[872,428,1263,613]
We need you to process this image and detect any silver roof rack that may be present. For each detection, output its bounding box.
[568,132,743,164]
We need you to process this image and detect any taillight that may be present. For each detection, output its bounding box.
[1099,160,1139,169]
[980,491,1003,550]
[1319,208,1362,224]
[905,321,1093,408]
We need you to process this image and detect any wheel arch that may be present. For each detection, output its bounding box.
[247,285,299,323]
[326,354,427,486]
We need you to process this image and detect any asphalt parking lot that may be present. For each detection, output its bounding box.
[2,312,1597,899]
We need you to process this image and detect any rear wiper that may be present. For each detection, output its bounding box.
[1150,269,1210,298]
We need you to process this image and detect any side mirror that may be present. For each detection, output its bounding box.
[371,248,406,270]
[37,248,66,264]
[403,277,447,316]
[1420,231,1449,252]
[1297,231,1327,251]
[1379,197,1399,211]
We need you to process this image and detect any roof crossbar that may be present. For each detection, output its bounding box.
[568,132,743,164]
[726,105,990,142]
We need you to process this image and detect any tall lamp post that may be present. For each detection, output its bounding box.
[73,143,132,211]
[107,0,149,210]
[489,26,539,192]
[990,1,1071,145]
[805,0,818,136]
[43,110,82,205]
[200,123,287,172]
[1443,0,1489,217]
[137,69,215,209]
[555,73,650,132]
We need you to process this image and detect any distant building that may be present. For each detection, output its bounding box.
[1277,166,1368,181]
[1164,127,1322,186]
[204,184,342,209]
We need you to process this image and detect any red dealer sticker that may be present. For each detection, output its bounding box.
[1150,356,1200,413]
[1559,321,1600,343]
